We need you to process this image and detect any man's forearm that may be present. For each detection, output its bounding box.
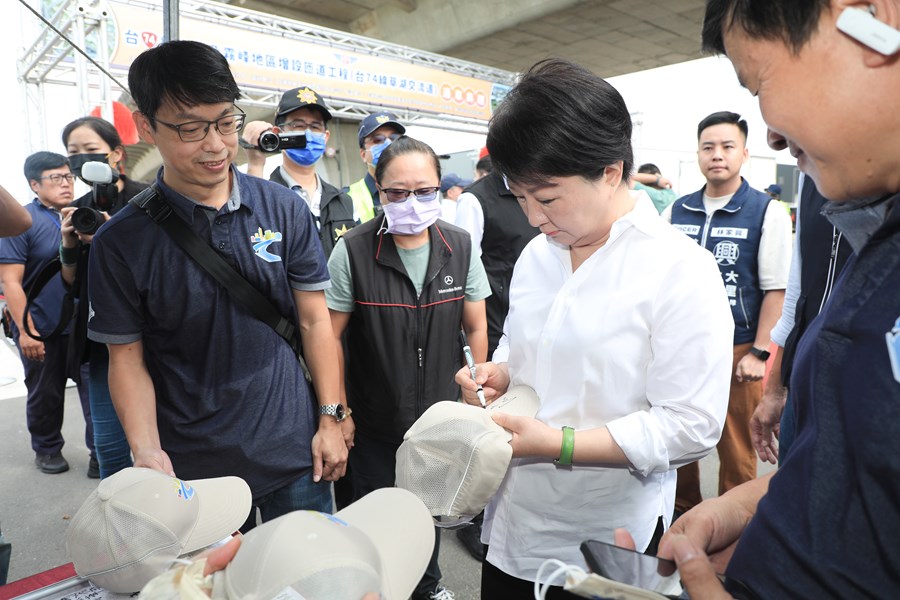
[1,282,29,332]
[301,318,342,407]
[294,290,341,408]
[107,342,161,453]
[753,290,785,349]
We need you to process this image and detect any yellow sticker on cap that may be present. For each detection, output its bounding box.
[296,87,318,105]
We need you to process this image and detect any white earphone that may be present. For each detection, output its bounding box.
[836,6,900,55]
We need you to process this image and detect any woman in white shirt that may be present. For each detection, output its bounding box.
[455,58,735,599]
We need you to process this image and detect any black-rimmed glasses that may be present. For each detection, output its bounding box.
[155,107,246,142]
[39,173,76,185]
[379,187,440,203]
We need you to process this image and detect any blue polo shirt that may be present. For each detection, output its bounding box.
[0,199,67,336]
[87,167,330,498]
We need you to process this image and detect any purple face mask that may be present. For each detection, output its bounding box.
[382,197,443,235]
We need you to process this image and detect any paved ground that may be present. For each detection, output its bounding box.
[0,338,775,598]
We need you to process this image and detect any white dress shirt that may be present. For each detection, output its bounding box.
[484,197,734,581]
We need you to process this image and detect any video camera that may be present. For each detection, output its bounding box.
[240,130,308,153]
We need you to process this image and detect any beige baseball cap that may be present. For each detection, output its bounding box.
[395,385,541,527]
[66,467,252,593]
[217,487,435,600]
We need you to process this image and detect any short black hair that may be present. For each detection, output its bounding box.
[374,136,441,186]
[698,111,748,142]
[24,151,69,183]
[702,0,830,55]
[486,58,633,187]
[637,163,661,176]
[475,155,493,175]
[128,40,241,123]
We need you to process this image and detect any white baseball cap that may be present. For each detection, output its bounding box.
[395,385,540,527]
[66,467,252,593]
[216,487,435,600]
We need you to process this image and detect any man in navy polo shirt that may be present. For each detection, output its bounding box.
[87,40,347,527]
[0,152,94,476]
[638,1,900,598]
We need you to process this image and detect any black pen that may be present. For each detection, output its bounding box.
[459,329,487,407]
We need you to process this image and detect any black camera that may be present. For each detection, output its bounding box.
[71,207,105,235]
[258,131,307,152]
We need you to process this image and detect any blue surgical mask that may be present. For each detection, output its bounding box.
[284,132,326,166]
[368,139,392,168]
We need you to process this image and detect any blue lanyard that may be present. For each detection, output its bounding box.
[35,200,61,231]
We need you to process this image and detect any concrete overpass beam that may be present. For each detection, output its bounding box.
[349,0,581,55]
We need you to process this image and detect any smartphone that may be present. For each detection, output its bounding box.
[580,539,683,597]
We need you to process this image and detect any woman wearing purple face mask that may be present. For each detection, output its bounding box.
[324,136,490,600]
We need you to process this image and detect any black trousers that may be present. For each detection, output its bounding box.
[15,331,92,457]
[350,431,442,598]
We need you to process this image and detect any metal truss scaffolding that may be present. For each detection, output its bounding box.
[18,0,518,140]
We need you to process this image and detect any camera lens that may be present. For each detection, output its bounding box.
[259,131,280,152]
[71,207,103,235]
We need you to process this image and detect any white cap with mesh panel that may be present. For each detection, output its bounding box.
[395,385,540,527]
[65,467,252,593]
[216,487,435,600]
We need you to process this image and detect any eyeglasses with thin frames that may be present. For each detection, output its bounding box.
[281,119,325,134]
[379,187,440,203]
[39,173,76,185]
[154,107,247,142]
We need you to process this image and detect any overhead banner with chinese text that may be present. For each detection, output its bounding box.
[107,1,511,121]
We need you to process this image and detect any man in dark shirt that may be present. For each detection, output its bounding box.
[0,152,93,475]
[87,41,347,529]
[639,2,900,598]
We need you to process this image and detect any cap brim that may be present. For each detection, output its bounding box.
[179,476,252,554]
[486,385,541,418]
[359,119,406,144]
[336,488,435,600]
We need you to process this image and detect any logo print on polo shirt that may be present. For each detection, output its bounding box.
[174,479,195,501]
[250,227,283,263]
[887,317,900,384]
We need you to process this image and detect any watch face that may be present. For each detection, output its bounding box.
[335,404,345,420]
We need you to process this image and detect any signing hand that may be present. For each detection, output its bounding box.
[454,361,510,406]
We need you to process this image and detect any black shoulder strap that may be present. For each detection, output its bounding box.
[129,185,311,381]
[22,256,76,341]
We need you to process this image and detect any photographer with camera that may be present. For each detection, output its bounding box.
[241,87,356,258]
[59,116,148,479]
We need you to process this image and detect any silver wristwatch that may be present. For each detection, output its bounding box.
[319,403,350,422]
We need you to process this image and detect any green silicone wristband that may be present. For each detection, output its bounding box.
[555,426,575,466]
